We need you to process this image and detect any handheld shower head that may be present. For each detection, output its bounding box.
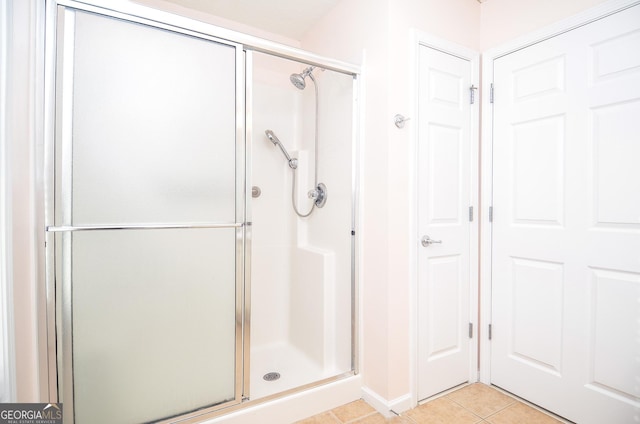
[265,129,297,169]
[289,66,315,90]
[265,129,280,145]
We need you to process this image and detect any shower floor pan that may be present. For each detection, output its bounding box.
[250,342,336,400]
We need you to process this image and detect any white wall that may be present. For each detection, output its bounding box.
[0,0,12,403]
[301,0,481,406]
[132,0,303,47]
[385,0,480,402]
[3,0,43,403]
[480,0,611,49]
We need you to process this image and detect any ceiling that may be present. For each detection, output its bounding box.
[159,0,343,40]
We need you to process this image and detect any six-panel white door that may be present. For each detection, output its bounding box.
[490,5,640,423]
[417,44,476,401]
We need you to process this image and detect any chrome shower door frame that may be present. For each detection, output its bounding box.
[44,1,247,422]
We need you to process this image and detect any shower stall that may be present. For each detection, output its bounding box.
[43,2,358,423]
[248,52,355,400]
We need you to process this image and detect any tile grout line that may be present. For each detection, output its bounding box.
[399,412,418,424]
[489,385,571,423]
[417,382,471,406]
[481,400,521,422]
[445,394,505,422]
[342,410,379,423]
[478,399,518,421]
[331,410,378,424]
[329,409,344,424]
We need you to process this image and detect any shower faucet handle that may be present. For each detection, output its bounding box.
[308,183,328,208]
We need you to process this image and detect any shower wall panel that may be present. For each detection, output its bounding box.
[297,69,354,373]
[250,59,298,349]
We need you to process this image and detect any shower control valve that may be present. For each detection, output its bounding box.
[308,183,328,208]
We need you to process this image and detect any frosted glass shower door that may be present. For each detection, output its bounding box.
[52,8,242,424]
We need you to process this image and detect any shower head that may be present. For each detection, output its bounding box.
[265,129,297,169]
[289,66,315,90]
[290,73,306,90]
[265,129,280,145]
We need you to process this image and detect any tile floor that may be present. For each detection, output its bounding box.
[295,383,565,424]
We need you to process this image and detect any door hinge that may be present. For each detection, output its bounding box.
[470,85,478,105]
[489,206,493,222]
[490,83,494,104]
[468,206,474,222]
[488,324,493,340]
[468,323,473,339]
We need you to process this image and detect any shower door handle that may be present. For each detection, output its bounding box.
[421,235,442,247]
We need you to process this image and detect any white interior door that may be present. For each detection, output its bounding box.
[417,44,477,401]
[490,5,640,423]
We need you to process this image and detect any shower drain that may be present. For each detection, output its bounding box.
[263,372,281,382]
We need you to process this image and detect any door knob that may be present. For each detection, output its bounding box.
[421,235,442,247]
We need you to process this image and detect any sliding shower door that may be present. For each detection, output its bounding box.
[50,7,244,423]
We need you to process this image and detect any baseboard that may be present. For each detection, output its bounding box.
[361,386,412,418]
[389,393,413,415]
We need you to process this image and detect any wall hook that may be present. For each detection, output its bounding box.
[394,114,411,128]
